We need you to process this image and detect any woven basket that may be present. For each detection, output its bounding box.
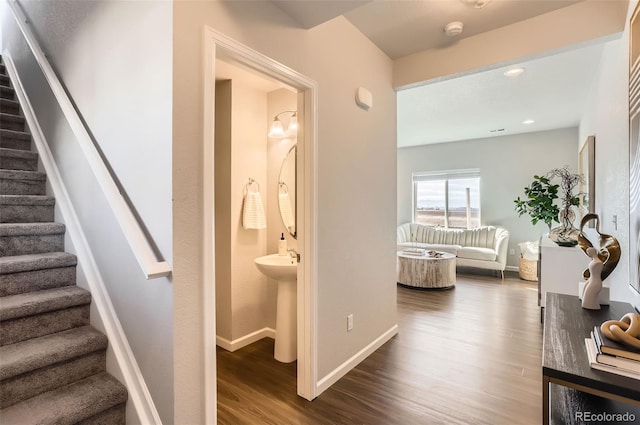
[519,257,538,281]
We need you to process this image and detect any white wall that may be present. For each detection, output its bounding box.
[173,1,397,422]
[216,79,299,347]
[215,80,233,340]
[579,9,633,304]
[1,0,174,422]
[229,81,269,338]
[398,128,579,269]
[215,78,270,341]
[267,88,298,329]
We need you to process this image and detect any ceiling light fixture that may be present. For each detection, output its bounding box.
[504,67,525,77]
[522,119,535,125]
[444,21,464,37]
[268,111,297,138]
[460,0,493,9]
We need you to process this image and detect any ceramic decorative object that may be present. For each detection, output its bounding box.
[581,247,603,310]
[600,313,640,350]
[578,213,621,281]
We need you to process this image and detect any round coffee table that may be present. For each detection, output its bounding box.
[397,251,456,289]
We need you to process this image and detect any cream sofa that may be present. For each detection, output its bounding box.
[397,223,510,276]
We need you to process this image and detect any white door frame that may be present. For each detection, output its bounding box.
[202,27,318,423]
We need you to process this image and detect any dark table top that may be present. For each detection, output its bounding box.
[543,293,640,401]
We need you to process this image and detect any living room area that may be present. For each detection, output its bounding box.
[392,1,640,423]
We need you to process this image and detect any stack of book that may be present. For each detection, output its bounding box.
[584,326,640,379]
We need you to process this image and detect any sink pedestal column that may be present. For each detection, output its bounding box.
[274,279,297,363]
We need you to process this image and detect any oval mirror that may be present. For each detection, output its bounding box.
[278,145,296,238]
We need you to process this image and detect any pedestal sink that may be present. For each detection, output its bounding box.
[254,254,297,363]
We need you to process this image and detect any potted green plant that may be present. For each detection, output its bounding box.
[514,167,583,246]
[514,174,560,230]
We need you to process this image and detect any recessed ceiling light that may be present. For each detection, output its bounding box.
[522,119,535,125]
[504,68,525,77]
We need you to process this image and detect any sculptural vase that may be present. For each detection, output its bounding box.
[549,207,579,247]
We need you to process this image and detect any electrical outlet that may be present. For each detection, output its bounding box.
[509,248,515,256]
[347,314,354,331]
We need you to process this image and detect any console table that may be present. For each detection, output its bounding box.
[542,293,640,424]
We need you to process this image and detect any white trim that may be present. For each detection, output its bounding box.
[215,328,276,352]
[202,30,217,425]
[506,265,520,272]
[629,287,640,313]
[6,0,170,280]
[203,28,319,417]
[316,325,399,395]
[3,53,162,425]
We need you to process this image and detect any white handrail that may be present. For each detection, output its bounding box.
[7,0,170,279]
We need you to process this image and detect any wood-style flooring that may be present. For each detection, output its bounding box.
[216,272,543,424]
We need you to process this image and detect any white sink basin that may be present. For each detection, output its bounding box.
[254,254,297,281]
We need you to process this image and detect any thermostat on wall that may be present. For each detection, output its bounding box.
[356,87,373,110]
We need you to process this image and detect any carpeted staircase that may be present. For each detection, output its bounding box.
[0,55,128,424]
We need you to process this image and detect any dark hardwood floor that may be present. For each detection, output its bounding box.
[216,272,543,424]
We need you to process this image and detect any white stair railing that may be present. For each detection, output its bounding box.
[6,0,170,279]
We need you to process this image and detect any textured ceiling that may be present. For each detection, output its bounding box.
[270,0,607,147]
[344,0,582,59]
[272,0,583,59]
[397,42,605,147]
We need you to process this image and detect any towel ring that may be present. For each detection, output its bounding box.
[246,178,260,192]
[279,181,289,194]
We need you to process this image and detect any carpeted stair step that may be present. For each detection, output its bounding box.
[0,112,25,132]
[0,286,91,346]
[0,372,126,424]
[0,85,13,101]
[0,129,31,151]
[0,195,55,223]
[0,147,38,171]
[0,169,46,195]
[0,326,107,382]
[0,223,65,256]
[0,74,8,86]
[0,98,19,115]
[0,252,77,296]
[0,349,106,409]
[0,326,110,409]
[0,129,30,154]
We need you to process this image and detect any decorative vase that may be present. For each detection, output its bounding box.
[581,247,603,310]
[577,213,621,281]
[549,207,579,247]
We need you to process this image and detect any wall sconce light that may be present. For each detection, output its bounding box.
[269,111,297,138]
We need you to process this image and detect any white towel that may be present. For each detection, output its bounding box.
[279,192,295,231]
[243,191,266,229]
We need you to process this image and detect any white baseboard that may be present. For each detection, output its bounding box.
[316,324,399,395]
[506,265,519,272]
[216,327,276,352]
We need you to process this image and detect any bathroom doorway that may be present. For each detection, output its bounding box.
[202,28,318,422]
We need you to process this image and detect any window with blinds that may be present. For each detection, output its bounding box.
[412,169,481,229]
